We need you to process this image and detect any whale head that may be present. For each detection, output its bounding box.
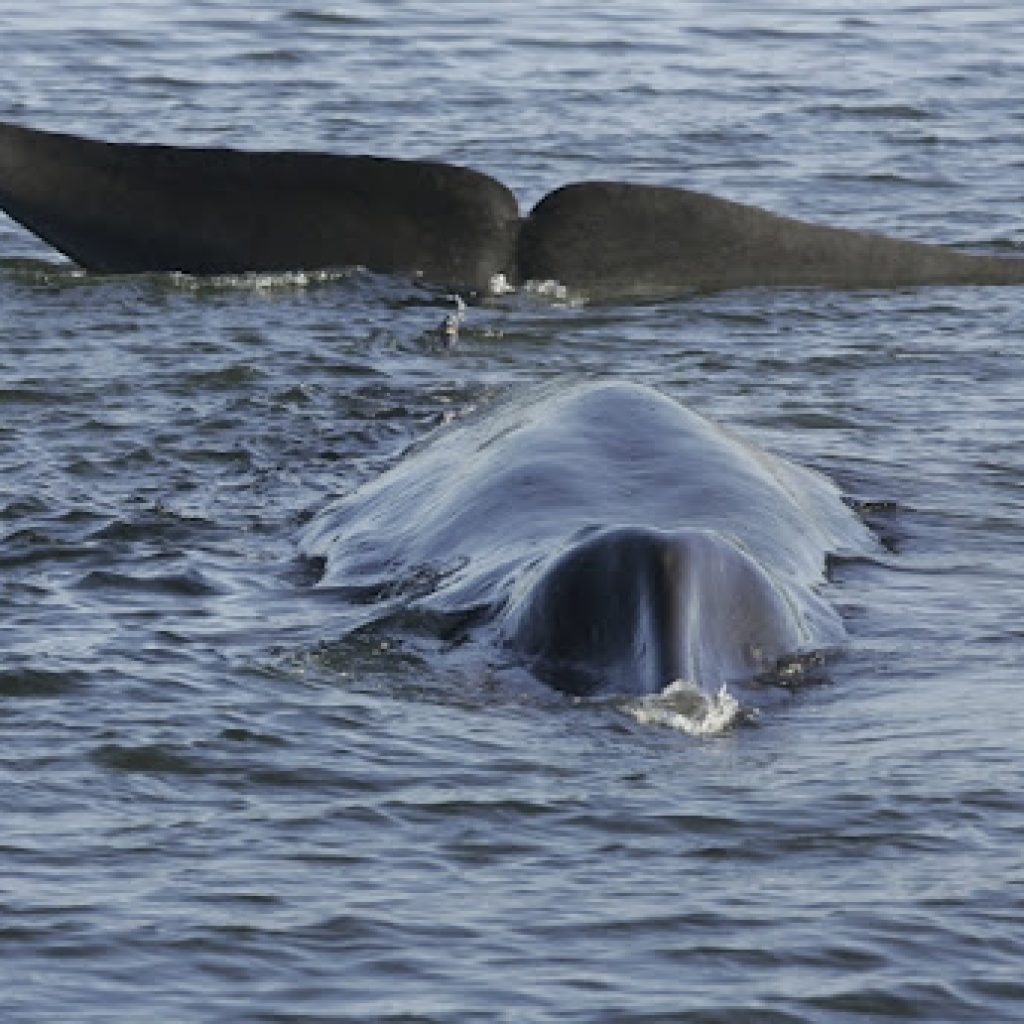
[500,524,815,697]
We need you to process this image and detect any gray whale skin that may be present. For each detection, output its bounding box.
[302,381,875,697]
[2,120,1023,299]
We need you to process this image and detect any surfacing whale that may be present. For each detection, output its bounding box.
[301,381,875,697]
[2,120,1022,299]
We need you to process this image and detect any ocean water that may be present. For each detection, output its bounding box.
[2,2,1023,1021]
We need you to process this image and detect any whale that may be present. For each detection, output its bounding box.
[301,380,876,697]
[0,120,518,291]
[518,181,1024,299]
[2,120,1023,299]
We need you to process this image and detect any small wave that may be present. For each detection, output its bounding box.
[623,680,747,735]
[0,385,63,405]
[75,568,224,597]
[181,363,267,390]
[0,667,84,698]
[821,171,957,189]
[168,267,357,292]
[284,10,377,27]
[92,742,209,776]
[89,507,221,545]
[809,103,935,121]
[234,49,304,65]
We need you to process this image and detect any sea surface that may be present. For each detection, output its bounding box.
[2,2,1023,1021]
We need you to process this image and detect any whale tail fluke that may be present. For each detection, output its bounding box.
[2,119,1023,297]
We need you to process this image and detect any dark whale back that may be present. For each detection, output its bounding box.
[302,381,875,695]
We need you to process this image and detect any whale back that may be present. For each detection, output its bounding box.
[302,381,874,694]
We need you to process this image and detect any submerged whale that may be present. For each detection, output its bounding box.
[2,120,1023,299]
[301,381,875,696]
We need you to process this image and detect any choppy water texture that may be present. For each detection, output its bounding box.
[2,3,1023,1021]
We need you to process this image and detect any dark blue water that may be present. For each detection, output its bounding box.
[2,3,1023,1021]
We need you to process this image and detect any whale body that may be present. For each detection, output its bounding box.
[2,120,1023,298]
[301,381,875,696]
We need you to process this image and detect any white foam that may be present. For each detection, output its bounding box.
[487,272,515,296]
[168,267,355,291]
[523,278,570,300]
[485,274,586,304]
[624,680,745,736]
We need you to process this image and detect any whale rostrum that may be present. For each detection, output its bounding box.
[2,120,1022,298]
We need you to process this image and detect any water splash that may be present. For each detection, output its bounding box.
[523,277,571,301]
[623,680,746,735]
[487,272,515,296]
